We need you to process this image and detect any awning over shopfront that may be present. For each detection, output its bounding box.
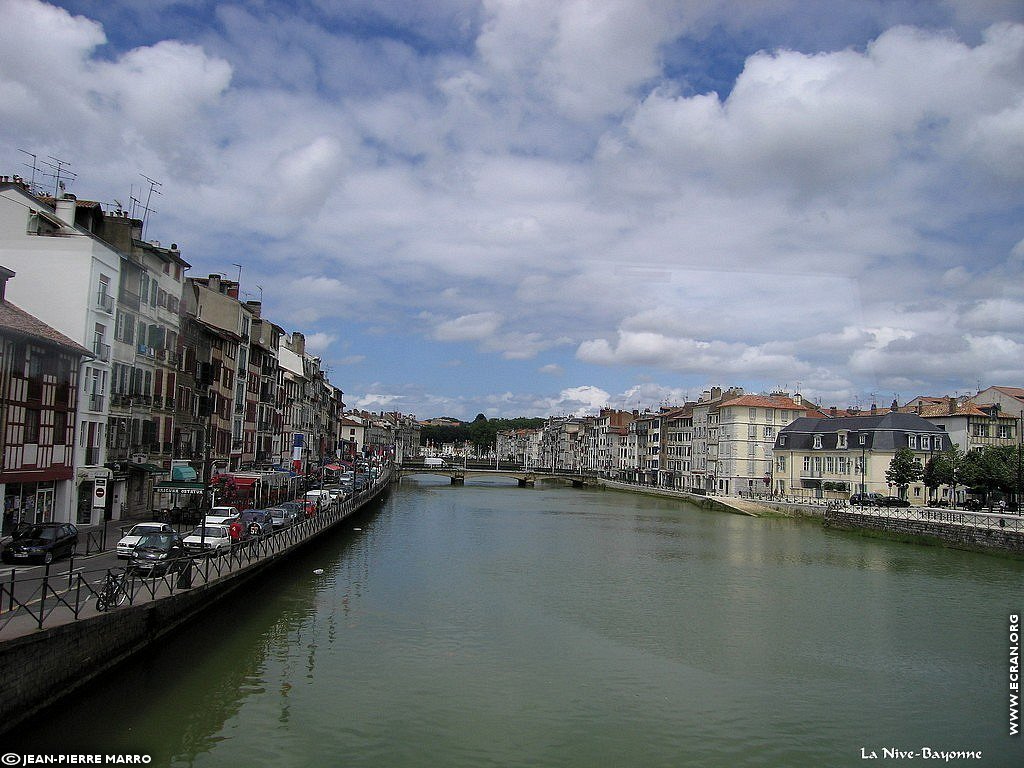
[172,465,198,482]
[154,481,206,495]
[131,463,167,474]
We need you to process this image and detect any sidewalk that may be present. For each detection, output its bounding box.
[1,511,170,554]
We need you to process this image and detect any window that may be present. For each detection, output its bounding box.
[25,409,40,443]
[972,423,990,438]
[998,424,1013,439]
[813,434,823,449]
[908,434,917,449]
[777,456,786,472]
[764,426,775,438]
[749,408,757,421]
[920,435,930,450]
[779,435,786,446]
[803,456,811,472]
[837,433,847,448]
[859,433,867,446]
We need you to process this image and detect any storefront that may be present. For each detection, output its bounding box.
[3,480,56,532]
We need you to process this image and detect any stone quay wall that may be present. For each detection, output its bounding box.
[0,475,392,736]
[824,508,1024,555]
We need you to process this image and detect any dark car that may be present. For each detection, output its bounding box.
[878,496,911,508]
[1,523,78,565]
[849,493,885,507]
[129,532,188,576]
[267,506,298,529]
[240,509,274,539]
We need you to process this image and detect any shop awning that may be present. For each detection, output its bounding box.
[172,465,198,482]
[154,481,206,495]
[131,462,168,474]
[324,464,343,471]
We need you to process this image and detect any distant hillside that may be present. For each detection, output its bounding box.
[420,416,545,449]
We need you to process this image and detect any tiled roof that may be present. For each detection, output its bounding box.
[716,394,814,411]
[898,402,989,418]
[0,300,91,355]
[991,386,1024,402]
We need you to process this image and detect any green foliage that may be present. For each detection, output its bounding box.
[886,448,923,497]
[924,446,963,500]
[959,444,1021,496]
[420,417,546,451]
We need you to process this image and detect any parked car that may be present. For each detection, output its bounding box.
[284,499,317,518]
[1,523,79,565]
[268,506,298,529]
[129,532,188,576]
[117,522,174,559]
[240,509,274,539]
[204,507,240,526]
[849,493,885,507]
[878,496,911,508]
[183,525,232,557]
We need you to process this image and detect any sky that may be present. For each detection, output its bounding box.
[1,0,1023,420]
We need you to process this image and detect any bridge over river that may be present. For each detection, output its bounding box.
[397,461,598,488]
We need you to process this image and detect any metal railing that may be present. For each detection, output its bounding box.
[831,504,1024,534]
[0,467,392,637]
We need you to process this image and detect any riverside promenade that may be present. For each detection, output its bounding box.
[0,467,392,736]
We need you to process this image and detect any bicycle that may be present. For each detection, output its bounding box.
[95,569,131,611]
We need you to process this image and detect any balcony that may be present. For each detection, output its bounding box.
[96,293,114,314]
[93,341,111,362]
[88,394,104,411]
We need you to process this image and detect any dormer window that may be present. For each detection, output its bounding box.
[859,434,867,446]
[920,435,930,450]
[908,434,917,449]
[837,432,848,449]
[813,434,823,449]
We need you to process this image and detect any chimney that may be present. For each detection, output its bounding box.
[947,397,956,413]
[830,406,837,418]
[870,403,877,415]
[245,300,262,318]
[0,265,14,301]
[916,402,923,414]
[711,387,722,401]
[292,332,305,356]
[54,194,78,229]
[207,274,221,293]
[890,397,899,412]
[793,393,802,405]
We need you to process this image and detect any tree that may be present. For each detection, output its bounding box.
[960,445,1018,500]
[886,448,923,499]
[923,445,963,503]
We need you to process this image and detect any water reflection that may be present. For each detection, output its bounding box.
[10,482,1024,767]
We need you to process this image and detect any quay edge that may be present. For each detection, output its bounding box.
[0,476,392,738]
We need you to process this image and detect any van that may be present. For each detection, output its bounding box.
[423,457,447,467]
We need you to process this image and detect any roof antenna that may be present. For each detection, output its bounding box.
[232,263,243,285]
[139,173,162,238]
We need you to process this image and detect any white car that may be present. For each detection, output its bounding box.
[183,525,232,557]
[116,522,174,559]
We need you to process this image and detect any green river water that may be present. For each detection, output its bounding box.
[10,476,1024,766]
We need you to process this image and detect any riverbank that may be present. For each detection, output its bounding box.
[598,478,824,518]
[0,468,393,737]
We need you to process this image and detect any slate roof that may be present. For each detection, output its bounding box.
[0,300,91,356]
[776,412,953,453]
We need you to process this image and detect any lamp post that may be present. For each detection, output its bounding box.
[1018,410,1022,514]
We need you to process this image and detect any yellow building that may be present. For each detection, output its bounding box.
[773,411,953,504]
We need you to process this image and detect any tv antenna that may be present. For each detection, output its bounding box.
[139,173,162,238]
[41,155,76,197]
[17,149,42,193]
[232,263,243,285]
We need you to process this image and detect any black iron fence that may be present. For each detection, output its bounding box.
[0,468,391,637]
[829,503,1024,535]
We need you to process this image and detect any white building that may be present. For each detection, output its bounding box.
[0,180,119,524]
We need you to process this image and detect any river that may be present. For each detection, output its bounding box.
[10,476,1024,766]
